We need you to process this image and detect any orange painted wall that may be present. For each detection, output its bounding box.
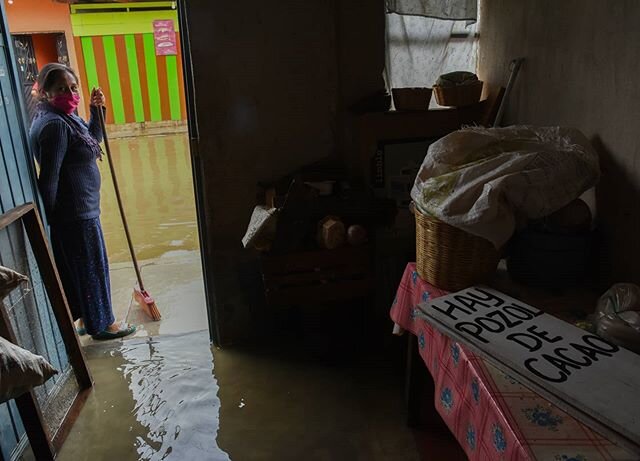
[4,0,85,116]
[32,34,58,69]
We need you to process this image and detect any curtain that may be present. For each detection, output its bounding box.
[386,0,478,21]
[384,14,478,96]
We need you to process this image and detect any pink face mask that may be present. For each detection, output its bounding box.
[51,93,80,115]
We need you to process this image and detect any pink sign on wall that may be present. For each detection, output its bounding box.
[153,19,177,56]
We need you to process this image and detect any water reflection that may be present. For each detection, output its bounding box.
[99,134,199,263]
[58,331,230,461]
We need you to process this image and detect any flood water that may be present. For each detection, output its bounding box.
[92,133,207,332]
[98,134,199,263]
[58,330,230,460]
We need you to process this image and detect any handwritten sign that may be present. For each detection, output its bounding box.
[417,286,640,453]
[153,20,177,56]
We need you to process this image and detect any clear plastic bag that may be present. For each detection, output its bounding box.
[594,283,640,353]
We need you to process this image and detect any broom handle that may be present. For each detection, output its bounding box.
[96,105,146,292]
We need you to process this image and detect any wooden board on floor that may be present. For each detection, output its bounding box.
[416,286,640,455]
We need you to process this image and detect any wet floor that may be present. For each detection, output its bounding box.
[57,134,419,460]
[98,134,199,264]
[58,329,419,461]
[58,331,230,461]
[90,133,206,337]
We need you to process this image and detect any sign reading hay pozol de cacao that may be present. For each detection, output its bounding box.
[417,286,640,453]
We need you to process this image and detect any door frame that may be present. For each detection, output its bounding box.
[176,0,220,346]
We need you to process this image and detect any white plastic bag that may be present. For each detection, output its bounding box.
[411,126,600,248]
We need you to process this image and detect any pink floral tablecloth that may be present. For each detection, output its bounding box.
[391,263,637,461]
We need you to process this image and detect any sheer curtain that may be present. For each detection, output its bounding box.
[384,0,479,102]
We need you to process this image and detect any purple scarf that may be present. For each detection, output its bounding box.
[34,102,103,160]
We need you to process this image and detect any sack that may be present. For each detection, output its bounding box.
[242,206,278,251]
[0,265,28,300]
[0,336,58,403]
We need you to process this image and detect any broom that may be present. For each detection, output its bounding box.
[96,103,161,321]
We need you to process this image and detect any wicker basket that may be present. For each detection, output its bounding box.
[391,87,432,111]
[415,207,499,291]
[433,81,483,107]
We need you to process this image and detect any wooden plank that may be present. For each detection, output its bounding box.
[101,35,127,123]
[165,55,181,121]
[142,33,162,122]
[417,286,640,455]
[124,34,145,123]
[0,49,27,207]
[0,202,32,230]
[480,87,506,127]
[70,9,179,37]
[73,36,92,118]
[156,54,171,121]
[92,36,114,125]
[80,37,99,105]
[134,33,152,122]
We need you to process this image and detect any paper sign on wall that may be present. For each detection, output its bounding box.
[153,20,177,56]
[417,286,640,453]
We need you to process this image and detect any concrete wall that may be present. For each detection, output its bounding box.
[478,0,640,285]
[187,1,385,342]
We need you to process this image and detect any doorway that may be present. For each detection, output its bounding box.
[3,0,214,342]
[0,1,225,459]
[12,32,69,122]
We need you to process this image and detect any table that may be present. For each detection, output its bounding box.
[391,263,637,461]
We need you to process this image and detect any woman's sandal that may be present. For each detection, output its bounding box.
[92,324,137,341]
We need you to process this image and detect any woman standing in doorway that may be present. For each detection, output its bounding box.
[30,63,136,340]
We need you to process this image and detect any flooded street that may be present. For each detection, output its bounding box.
[98,134,199,263]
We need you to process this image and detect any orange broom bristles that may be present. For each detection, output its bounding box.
[133,287,162,321]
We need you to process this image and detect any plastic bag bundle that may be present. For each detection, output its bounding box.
[411,125,600,248]
[594,284,640,353]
